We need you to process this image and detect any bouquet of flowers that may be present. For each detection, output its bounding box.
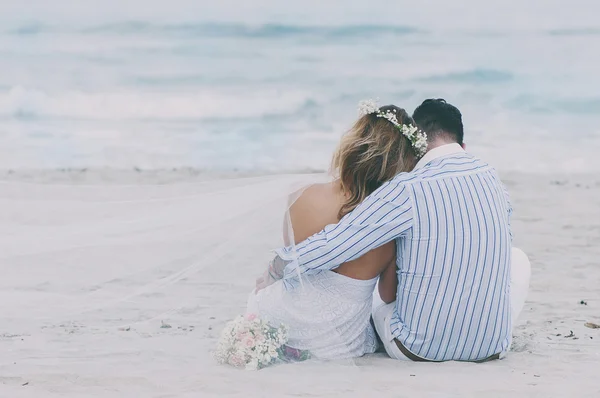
[214,314,309,370]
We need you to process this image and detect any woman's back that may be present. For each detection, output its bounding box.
[248,180,388,358]
[289,181,395,280]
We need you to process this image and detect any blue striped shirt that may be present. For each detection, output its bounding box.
[276,145,513,361]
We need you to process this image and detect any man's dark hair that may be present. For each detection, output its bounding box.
[412,99,464,145]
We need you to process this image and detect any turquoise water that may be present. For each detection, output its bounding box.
[0,0,598,172]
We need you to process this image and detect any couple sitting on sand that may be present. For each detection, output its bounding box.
[247,98,531,362]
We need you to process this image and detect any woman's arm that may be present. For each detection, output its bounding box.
[257,185,331,290]
[378,248,398,304]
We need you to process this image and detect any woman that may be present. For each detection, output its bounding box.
[247,103,422,359]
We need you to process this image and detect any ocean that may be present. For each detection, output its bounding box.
[0,0,598,173]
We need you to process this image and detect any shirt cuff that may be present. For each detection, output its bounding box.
[273,246,296,261]
[272,247,301,289]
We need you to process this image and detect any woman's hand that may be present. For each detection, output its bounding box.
[255,272,271,291]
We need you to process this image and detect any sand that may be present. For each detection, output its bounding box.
[1,169,599,398]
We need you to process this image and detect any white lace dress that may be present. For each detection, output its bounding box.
[246,271,378,359]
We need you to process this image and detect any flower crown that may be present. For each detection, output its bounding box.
[358,99,428,158]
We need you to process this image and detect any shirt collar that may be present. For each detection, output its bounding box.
[414,143,465,170]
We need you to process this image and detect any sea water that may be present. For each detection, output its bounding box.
[0,0,598,173]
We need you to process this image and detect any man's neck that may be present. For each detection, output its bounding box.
[414,141,465,170]
[427,138,460,152]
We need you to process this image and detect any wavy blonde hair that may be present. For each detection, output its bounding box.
[331,105,418,219]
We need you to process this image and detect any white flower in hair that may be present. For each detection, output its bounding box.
[357,99,379,116]
[357,99,428,158]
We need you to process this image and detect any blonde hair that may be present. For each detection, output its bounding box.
[331,105,417,219]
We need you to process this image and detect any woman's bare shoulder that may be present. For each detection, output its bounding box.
[291,182,341,212]
[288,182,342,242]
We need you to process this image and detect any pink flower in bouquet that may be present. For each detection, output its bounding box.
[246,313,257,321]
[242,335,256,348]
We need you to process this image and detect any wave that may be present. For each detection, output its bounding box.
[547,28,600,37]
[4,86,598,123]
[505,95,600,115]
[85,22,421,38]
[417,69,514,84]
[7,22,50,35]
[551,98,600,114]
[0,86,316,121]
[10,21,600,40]
[8,21,420,38]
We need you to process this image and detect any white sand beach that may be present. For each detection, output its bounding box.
[2,0,598,395]
[1,169,599,397]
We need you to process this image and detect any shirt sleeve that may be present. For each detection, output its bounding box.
[491,170,513,242]
[276,180,414,287]
[503,184,514,241]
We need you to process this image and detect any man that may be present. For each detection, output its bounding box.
[271,99,530,362]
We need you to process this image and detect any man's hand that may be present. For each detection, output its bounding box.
[255,255,288,292]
